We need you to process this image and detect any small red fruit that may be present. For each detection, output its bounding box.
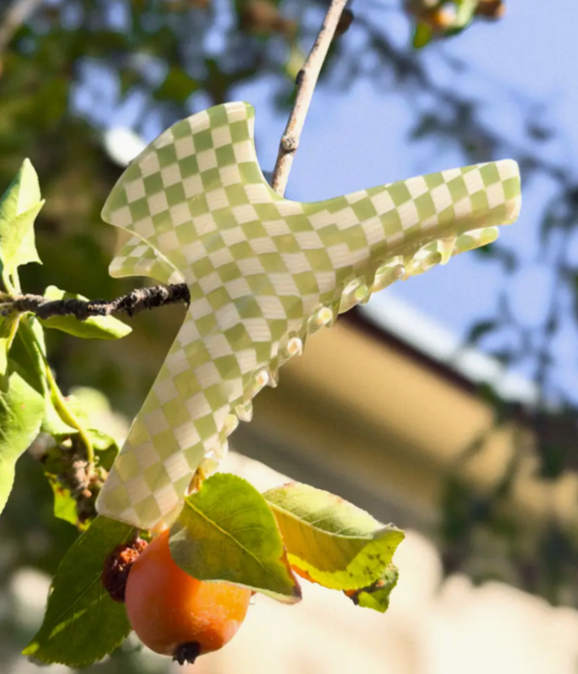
[102,538,148,602]
[125,530,252,664]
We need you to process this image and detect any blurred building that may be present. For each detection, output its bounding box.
[9,296,578,674]
[189,298,578,674]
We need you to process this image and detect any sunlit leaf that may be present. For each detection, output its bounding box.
[0,159,44,285]
[0,320,7,377]
[453,0,478,28]
[0,314,19,376]
[264,482,404,591]
[0,324,46,515]
[170,473,302,603]
[283,42,304,81]
[343,564,399,613]
[46,475,79,527]
[23,516,134,666]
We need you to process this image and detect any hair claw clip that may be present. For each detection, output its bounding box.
[96,102,521,530]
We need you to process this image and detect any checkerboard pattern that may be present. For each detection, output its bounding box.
[95,101,522,530]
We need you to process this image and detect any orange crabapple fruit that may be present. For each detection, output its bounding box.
[124,529,252,664]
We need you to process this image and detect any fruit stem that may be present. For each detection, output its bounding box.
[173,642,201,665]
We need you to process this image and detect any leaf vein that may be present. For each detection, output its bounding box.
[185,500,269,573]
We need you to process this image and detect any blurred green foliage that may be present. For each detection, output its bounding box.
[0,1,344,669]
[2,0,578,670]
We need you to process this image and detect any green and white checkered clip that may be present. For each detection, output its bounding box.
[95,101,521,530]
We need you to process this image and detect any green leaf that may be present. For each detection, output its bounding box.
[170,473,302,603]
[412,22,433,49]
[0,159,44,286]
[0,318,9,376]
[344,564,399,613]
[263,482,404,591]
[41,430,115,530]
[466,319,499,344]
[87,428,120,471]
[39,286,132,340]
[46,474,79,527]
[17,316,77,439]
[284,42,305,81]
[0,456,17,517]
[23,516,135,667]
[39,443,83,528]
[0,313,20,376]
[0,326,47,515]
[155,67,199,103]
[453,0,477,28]
[41,388,121,469]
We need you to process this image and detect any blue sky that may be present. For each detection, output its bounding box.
[94,0,578,399]
[226,0,578,400]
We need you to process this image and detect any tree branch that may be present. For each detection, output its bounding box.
[270,0,348,196]
[3,284,190,321]
[2,0,346,323]
[0,0,43,54]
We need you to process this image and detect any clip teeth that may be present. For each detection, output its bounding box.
[307,306,334,336]
[278,335,303,365]
[372,261,406,292]
[234,399,254,422]
[96,97,522,533]
[267,366,280,388]
[438,236,457,265]
[406,248,442,276]
[221,413,239,438]
[285,336,303,357]
[252,369,269,394]
[339,278,369,313]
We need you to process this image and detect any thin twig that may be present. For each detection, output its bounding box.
[0,0,43,53]
[6,0,336,324]
[270,0,348,196]
[3,283,190,321]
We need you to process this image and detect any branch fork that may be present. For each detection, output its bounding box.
[2,1,344,325]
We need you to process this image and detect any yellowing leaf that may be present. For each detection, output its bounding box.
[344,564,399,613]
[264,482,404,591]
[170,473,301,603]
